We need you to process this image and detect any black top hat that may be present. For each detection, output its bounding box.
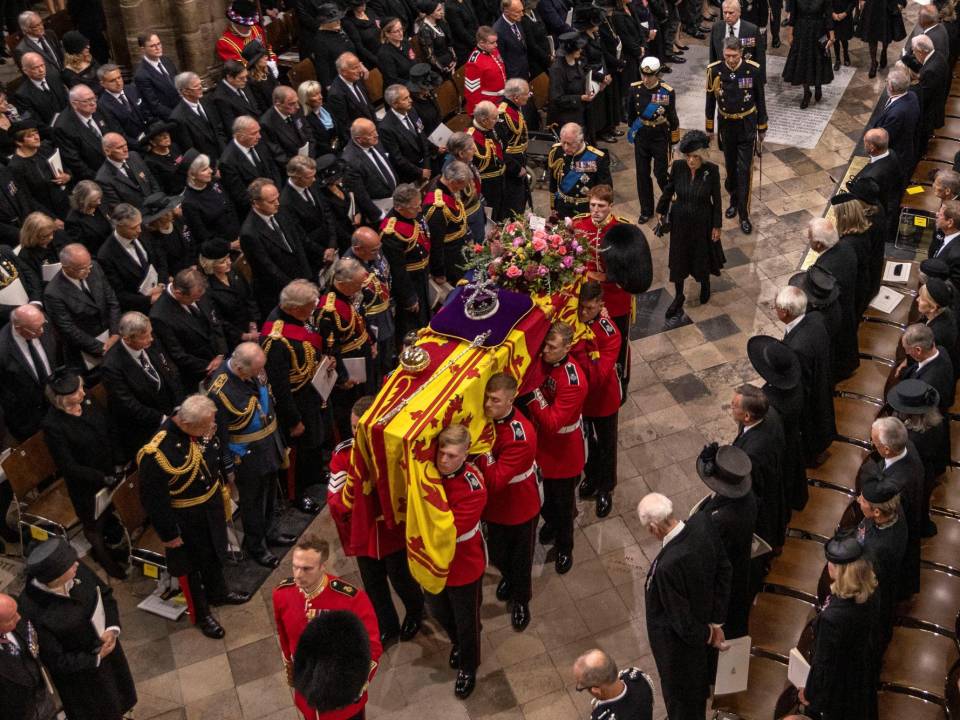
[886,378,940,415]
[200,238,231,261]
[831,176,881,207]
[141,192,182,225]
[227,0,260,25]
[47,367,80,396]
[824,533,863,564]
[696,443,752,498]
[789,266,839,308]
[241,39,267,67]
[62,30,89,55]
[920,257,951,281]
[572,5,604,28]
[26,538,78,583]
[678,130,709,155]
[747,335,801,390]
[924,277,954,308]
[557,31,587,55]
[316,154,347,183]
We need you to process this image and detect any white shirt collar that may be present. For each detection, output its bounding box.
[108,157,126,171]
[727,20,741,35]
[741,418,762,435]
[30,78,49,90]
[784,314,804,334]
[870,150,890,163]
[254,208,276,224]
[662,521,684,548]
[146,57,164,70]
[884,447,908,468]
[11,331,49,375]
[122,339,144,361]
[917,347,940,372]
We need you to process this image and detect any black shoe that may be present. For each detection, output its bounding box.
[400,614,422,640]
[250,549,280,568]
[380,628,400,645]
[269,533,298,546]
[638,214,651,224]
[596,492,613,518]
[725,205,738,219]
[699,283,711,305]
[697,25,711,33]
[449,645,461,669]
[555,552,573,574]
[496,577,512,601]
[665,294,685,318]
[833,57,841,71]
[814,87,822,102]
[198,615,225,639]
[868,61,877,78]
[511,602,531,631]
[800,90,811,109]
[665,54,686,64]
[454,671,476,699]
[296,496,321,514]
[879,52,887,69]
[661,65,672,74]
[212,590,252,605]
[771,37,781,48]
[538,523,556,545]
[675,42,689,50]
[702,14,716,21]
[612,128,624,137]
[843,50,851,65]
[578,477,597,499]
[740,219,753,234]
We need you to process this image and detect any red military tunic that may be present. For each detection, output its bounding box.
[526,356,588,478]
[441,461,488,587]
[327,439,406,558]
[469,124,506,181]
[571,212,634,318]
[216,23,278,64]
[570,314,622,418]
[273,574,383,720]
[475,409,540,525]
[463,47,506,114]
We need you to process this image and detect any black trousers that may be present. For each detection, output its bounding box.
[769,0,783,39]
[426,578,482,672]
[172,551,228,623]
[635,131,670,218]
[331,383,364,443]
[486,516,537,603]
[482,175,505,221]
[611,312,631,400]
[584,413,619,494]
[356,550,425,636]
[236,466,277,552]
[291,438,325,498]
[719,117,757,220]
[501,172,528,219]
[541,475,579,554]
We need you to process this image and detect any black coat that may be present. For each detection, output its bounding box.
[547,56,587,128]
[143,147,186,196]
[657,160,724,283]
[142,218,197,278]
[781,0,834,87]
[0,617,52,720]
[96,233,167,313]
[14,31,64,70]
[0,321,59,441]
[133,56,181,120]
[418,19,456,73]
[0,165,38,246]
[98,86,153,147]
[927,310,959,377]
[446,0,481,63]
[13,75,68,126]
[645,513,731,720]
[149,290,228,388]
[377,41,417,88]
[918,50,949,133]
[181,181,241,247]
[326,76,376,148]
[694,491,757,639]
[239,210,313,315]
[319,182,363,252]
[210,81,262,139]
[17,245,59,294]
[206,270,260,350]
[218,140,282,217]
[309,30,357,89]
[248,77,278,119]
[734,411,787,547]
[901,345,955,410]
[852,152,903,238]
[784,312,837,463]
[303,108,339,157]
[840,230,875,317]
[805,595,876,720]
[814,241,860,381]
[101,337,184,459]
[877,442,926,597]
[43,263,120,368]
[857,0,905,44]
[279,180,338,263]
[378,109,431,183]
[522,11,553,79]
[493,16,530,80]
[868,92,920,177]
[763,381,808,510]
[52,110,120,182]
[42,399,121,524]
[858,514,907,634]
[94,152,163,213]
[260,107,314,172]
[64,207,112,256]
[343,12,382,69]
[8,147,72,220]
[342,139,399,203]
[169,98,225,162]
[18,563,137,720]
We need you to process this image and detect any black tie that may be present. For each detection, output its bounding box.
[239,88,251,107]
[87,118,102,138]
[729,25,735,37]
[132,240,147,268]
[369,148,396,189]
[40,36,59,68]
[157,61,170,79]
[269,216,293,252]
[120,162,131,177]
[117,93,128,108]
[351,83,366,107]
[40,80,49,93]
[140,351,161,387]
[196,103,208,121]
[27,339,48,384]
[512,23,522,43]
[247,147,262,169]
[302,188,315,206]
[404,114,417,134]
[81,279,95,301]
[188,304,203,321]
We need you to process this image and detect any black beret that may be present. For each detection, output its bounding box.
[862,476,899,504]
[200,239,231,261]
[47,367,81,396]
[824,533,863,564]
[26,538,78,583]
[293,610,372,711]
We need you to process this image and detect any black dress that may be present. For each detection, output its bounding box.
[206,270,260,350]
[418,19,456,75]
[656,160,725,283]
[248,75,278,117]
[181,181,241,247]
[65,208,112,256]
[782,0,834,87]
[61,63,102,95]
[343,13,383,69]
[831,0,855,42]
[8,148,71,219]
[319,183,360,252]
[17,244,59,291]
[144,146,187,196]
[378,41,418,88]
[856,0,905,44]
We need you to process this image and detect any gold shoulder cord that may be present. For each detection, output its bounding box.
[0,259,19,288]
[263,335,317,391]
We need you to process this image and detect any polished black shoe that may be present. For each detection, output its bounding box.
[665,294,685,318]
[725,205,738,219]
[868,61,877,78]
[198,615,225,639]
[843,50,851,65]
[449,645,461,669]
[675,42,689,50]
[511,602,531,631]
[496,577,511,601]
[814,87,822,102]
[380,628,400,645]
[771,37,781,48]
[454,671,476,699]
[269,533,298,546]
[697,25,710,33]
[296,495,321,514]
[699,282,711,305]
[538,523,556,545]
[664,54,686,64]
[555,552,573,574]
[800,90,811,109]
[400,614,422,640]
[833,57,841,71]
[612,128,624,137]
[740,219,753,235]
[578,477,597,499]
[212,590,252,605]
[661,65,672,74]
[638,214,651,224]
[598,132,618,143]
[596,492,613,518]
[251,549,280,568]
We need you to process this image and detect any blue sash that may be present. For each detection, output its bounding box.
[228,382,270,458]
[558,149,599,195]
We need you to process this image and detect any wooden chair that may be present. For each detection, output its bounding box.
[452,65,465,97]
[764,537,827,603]
[833,396,882,447]
[932,468,960,518]
[365,68,384,106]
[878,690,946,720]
[234,253,253,283]
[836,359,895,404]
[950,385,960,418]
[898,567,960,638]
[924,139,960,165]
[913,161,947,186]
[531,72,550,112]
[748,592,815,662]
[807,441,870,494]
[901,187,944,215]
[87,382,108,410]
[923,514,960,575]
[287,58,316,87]
[1,432,78,549]
[710,654,788,719]
[881,259,921,296]
[788,485,857,541]
[880,626,959,701]
[951,78,960,97]
[936,117,960,139]
[109,471,167,578]
[436,79,461,118]
[858,322,904,364]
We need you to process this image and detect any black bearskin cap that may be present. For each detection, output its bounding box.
[293,610,372,711]
[601,223,653,294]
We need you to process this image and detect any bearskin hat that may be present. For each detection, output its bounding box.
[293,610,372,712]
[601,223,653,295]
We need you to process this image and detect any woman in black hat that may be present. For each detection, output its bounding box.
[180,152,242,251]
[574,5,618,144]
[141,193,196,277]
[780,0,833,108]
[8,117,72,220]
[316,154,365,252]
[309,4,358,90]
[377,17,418,88]
[798,534,877,720]
[18,537,137,720]
[344,0,384,69]
[142,120,186,195]
[417,0,457,77]
[242,40,278,114]
[656,129,723,318]
[40,370,128,580]
[406,62,444,136]
[548,33,589,130]
[918,278,960,376]
[198,238,260,350]
[60,31,101,94]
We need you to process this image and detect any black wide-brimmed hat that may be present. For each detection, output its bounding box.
[143,120,177,144]
[824,532,863,564]
[789,266,839,308]
[678,129,710,155]
[241,39,267,67]
[26,537,78,583]
[831,175,881,206]
[316,154,347,183]
[406,62,442,92]
[141,192,182,225]
[9,115,39,137]
[747,335,801,390]
[62,30,89,55]
[924,277,954,308]
[886,378,940,415]
[294,610,372,712]
[696,443,752,498]
[227,0,260,25]
[572,4,605,29]
[556,31,587,56]
[316,2,345,23]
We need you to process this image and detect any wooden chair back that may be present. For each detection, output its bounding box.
[288,58,317,88]
[366,68,384,106]
[436,79,461,118]
[110,470,148,534]
[2,432,58,499]
[530,72,550,111]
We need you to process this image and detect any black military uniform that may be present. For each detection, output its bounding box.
[345,246,394,385]
[423,176,470,282]
[705,56,767,232]
[0,615,56,720]
[207,359,288,566]
[590,667,655,720]
[470,122,506,221]
[495,98,530,219]
[138,419,234,635]
[379,210,430,335]
[547,142,613,219]
[627,74,680,222]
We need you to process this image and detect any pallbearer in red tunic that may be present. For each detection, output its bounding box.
[380,185,431,335]
[426,425,487,700]
[469,102,506,220]
[474,373,539,631]
[570,281,622,519]
[273,535,383,720]
[463,28,506,114]
[526,322,587,576]
[327,396,424,644]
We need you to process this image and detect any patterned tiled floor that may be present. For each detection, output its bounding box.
[4,9,921,718]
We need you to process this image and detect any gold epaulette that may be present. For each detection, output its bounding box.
[136,430,167,466]
[707,60,722,67]
[330,578,358,596]
[615,215,632,224]
[745,59,760,68]
[661,83,673,91]
[585,145,605,157]
[207,373,228,396]
[630,80,643,86]
[382,217,398,235]
[269,319,284,339]
[323,292,336,313]
[275,577,296,589]
[572,212,590,219]
[431,188,446,207]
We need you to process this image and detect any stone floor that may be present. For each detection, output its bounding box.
[4,9,920,719]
